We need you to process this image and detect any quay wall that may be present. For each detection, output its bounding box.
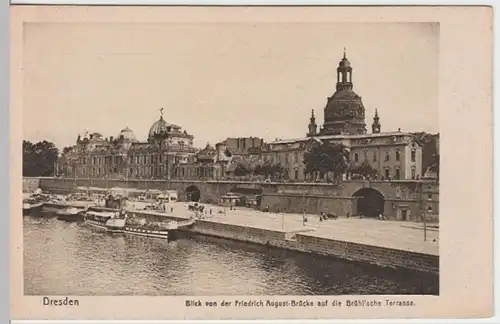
[32,177,439,222]
[126,209,438,274]
[260,193,436,222]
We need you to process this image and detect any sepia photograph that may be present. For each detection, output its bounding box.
[11,5,492,320]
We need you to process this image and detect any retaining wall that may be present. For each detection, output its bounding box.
[126,210,438,274]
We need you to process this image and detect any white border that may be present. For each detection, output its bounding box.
[5,1,498,324]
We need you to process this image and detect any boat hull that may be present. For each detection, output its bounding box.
[124,227,169,239]
[23,203,43,216]
[57,212,84,222]
[84,217,126,233]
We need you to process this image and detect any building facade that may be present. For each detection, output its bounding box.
[256,51,424,181]
[172,142,233,180]
[222,137,265,156]
[57,113,197,179]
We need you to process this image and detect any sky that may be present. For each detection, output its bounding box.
[22,22,439,150]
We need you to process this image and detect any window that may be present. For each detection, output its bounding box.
[354,153,359,162]
[143,155,147,164]
[411,167,416,179]
[395,168,400,180]
[427,194,432,200]
[285,153,289,164]
[395,150,400,161]
[294,169,299,179]
[427,206,433,213]
[294,152,299,163]
[385,152,390,161]
[373,152,377,162]
[411,149,416,162]
[179,142,185,151]
[384,168,390,179]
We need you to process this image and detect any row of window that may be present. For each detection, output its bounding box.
[263,149,417,166]
[77,166,167,177]
[382,166,418,180]
[81,154,187,166]
[353,149,416,163]
[263,152,301,165]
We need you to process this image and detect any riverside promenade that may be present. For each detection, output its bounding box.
[129,201,439,259]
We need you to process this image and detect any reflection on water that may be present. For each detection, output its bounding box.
[23,214,439,296]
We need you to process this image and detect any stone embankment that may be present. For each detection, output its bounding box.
[112,207,439,274]
[39,199,439,274]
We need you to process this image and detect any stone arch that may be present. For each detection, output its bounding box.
[185,185,201,202]
[352,187,385,217]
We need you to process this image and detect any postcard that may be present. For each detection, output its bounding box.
[11,5,493,320]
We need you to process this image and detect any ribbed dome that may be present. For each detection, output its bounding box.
[148,116,170,141]
[117,126,138,142]
[325,89,365,122]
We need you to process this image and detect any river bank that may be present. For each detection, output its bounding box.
[24,216,438,295]
[70,201,439,274]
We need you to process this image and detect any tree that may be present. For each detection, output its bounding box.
[428,153,440,180]
[233,163,250,177]
[253,162,285,179]
[62,146,74,155]
[23,140,59,177]
[303,143,350,181]
[351,160,378,179]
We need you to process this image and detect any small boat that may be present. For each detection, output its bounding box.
[84,211,126,233]
[56,207,86,222]
[22,200,44,215]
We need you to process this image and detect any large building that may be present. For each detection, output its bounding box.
[57,112,197,179]
[258,51,424,181]
[57,52,429,184]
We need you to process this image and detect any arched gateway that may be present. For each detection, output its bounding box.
[185,185,201,202]
[352,188,385,217]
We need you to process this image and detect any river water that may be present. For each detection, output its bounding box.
[24,213,439,296]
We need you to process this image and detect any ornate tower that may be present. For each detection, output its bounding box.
[307,109,318,137]
[320,49,367,136]
[372,109,381,133]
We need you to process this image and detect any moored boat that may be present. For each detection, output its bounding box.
[84,211,126,233]
[22,200,44,215]
[56,207,86,222]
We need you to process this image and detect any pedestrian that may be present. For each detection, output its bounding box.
[346,212,350,219]
[171,207,173,213]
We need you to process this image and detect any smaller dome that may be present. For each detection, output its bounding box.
[118,126,138,142]
[339,58,350,68]
[148,116,170,140]
[338,50,352,69]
